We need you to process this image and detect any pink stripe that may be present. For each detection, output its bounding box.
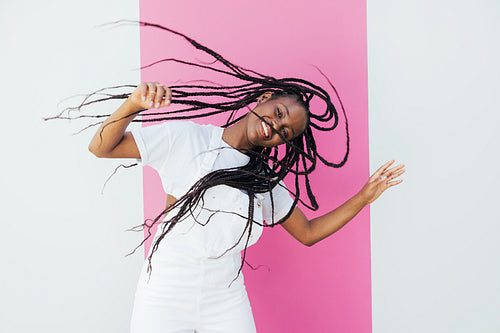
[139,1,370,331]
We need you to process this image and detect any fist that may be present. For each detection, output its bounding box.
[128,81,172,110]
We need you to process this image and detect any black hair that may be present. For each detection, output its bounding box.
[48,20,349,286]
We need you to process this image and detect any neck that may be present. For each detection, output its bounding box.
[222,116,253,151]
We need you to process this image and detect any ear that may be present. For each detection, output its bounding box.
[257,91,273,104]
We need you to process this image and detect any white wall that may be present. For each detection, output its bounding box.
[2,1,499,332]
[0,1,144,332]
[368,0,500,332]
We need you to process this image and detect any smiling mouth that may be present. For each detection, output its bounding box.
[261,121,271,139]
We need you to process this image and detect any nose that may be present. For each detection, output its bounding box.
[275,118,286,132]
[271,119,278,131]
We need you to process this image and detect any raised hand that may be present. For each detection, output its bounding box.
[359,160,405,205]
[88,81,172,159]
[128,81,172,110]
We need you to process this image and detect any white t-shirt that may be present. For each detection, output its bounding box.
[130,120,294,226]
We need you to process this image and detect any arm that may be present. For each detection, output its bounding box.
[88,81,172,158]
[280,160,405,246]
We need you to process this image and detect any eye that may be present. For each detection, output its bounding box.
[277,107,283,118]
[282,128,288,138]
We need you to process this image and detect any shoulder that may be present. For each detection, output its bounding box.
[152,120,202,131]
[137,120,212,140]
[179,121,219,142]
[169,120,216,135]
[165,121,220,153]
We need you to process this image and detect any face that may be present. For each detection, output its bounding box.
[246,94,308,148]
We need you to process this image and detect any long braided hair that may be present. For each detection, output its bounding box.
[48,20,350,285]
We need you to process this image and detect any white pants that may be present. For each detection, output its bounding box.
[130,240,257,333]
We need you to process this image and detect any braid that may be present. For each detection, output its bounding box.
[48,20,350,285]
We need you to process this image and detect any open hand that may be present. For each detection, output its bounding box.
[359,160,405,205]
[128,81,172,110]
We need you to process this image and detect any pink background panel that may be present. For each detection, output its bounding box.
[139,1,370,332]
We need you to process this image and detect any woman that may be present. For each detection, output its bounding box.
[83,22,404,333]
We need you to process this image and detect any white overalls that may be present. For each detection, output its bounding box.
[130,124,265,333]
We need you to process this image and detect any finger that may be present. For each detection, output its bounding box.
[387,169,405,181]
[385,164,405,176]
[377,174,389,184]
[138,82,148,102]
[154,84,166,108]
[387,179,403,187]
[376,163,404,182]
[370,160,395,180]
[146,82,157,107]
[383,166,405,180]
[163,87,172,106]
[378,169,405,185]
[378,159,395,174]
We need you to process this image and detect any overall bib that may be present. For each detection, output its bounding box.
[130,126,264,333]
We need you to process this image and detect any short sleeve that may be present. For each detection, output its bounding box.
[130,121,196,171]
[262,180,295,225]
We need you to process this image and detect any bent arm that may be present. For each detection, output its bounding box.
[280,160,405,246]
[88,81,171,159]
[88,99,142,158]
[281,193,368,247]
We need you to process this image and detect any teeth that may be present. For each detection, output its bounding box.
[261,121,269,138]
